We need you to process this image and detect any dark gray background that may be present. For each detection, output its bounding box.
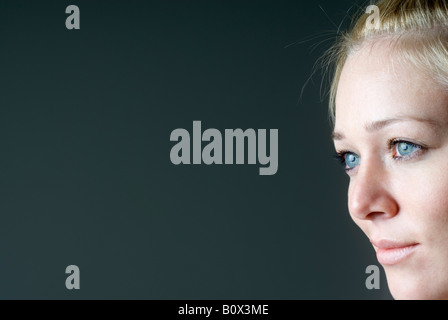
[0,0,392,299]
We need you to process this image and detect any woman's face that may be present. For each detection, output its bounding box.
[333,41,448,300]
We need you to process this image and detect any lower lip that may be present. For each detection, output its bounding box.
[376,244,419,265]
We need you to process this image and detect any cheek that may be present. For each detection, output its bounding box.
[394,161,448,239]
[409,183,448,236]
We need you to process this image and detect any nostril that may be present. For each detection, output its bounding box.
[366,211,388,220]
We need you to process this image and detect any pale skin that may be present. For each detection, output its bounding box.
[333,39,448,300]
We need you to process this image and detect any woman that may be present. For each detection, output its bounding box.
[329,0,448,299]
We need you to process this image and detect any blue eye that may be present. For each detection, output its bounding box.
[345,153,360,168]
[396,141,417,156]
[333,151,360,171]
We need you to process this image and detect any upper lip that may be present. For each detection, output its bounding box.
[371,239,419,249]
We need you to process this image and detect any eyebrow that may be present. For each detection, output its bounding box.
[331,116,443,141]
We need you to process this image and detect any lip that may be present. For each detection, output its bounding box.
[371,239,420,266]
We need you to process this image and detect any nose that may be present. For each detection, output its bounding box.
[348,158,399,221]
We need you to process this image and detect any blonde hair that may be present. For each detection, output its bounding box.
[328,0,448,123]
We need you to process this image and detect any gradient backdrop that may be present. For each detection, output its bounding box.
[0,0,392,299]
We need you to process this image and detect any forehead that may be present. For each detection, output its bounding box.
[334,40,448,130]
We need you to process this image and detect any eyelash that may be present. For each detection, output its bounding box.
[333,139,426,172]
[333,151,350,167]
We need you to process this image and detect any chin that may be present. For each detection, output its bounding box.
[387,273,448,300]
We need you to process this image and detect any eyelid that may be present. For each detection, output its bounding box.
[333,150,352,162]
[387,138,427,149]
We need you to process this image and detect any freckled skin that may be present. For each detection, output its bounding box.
[334,40,448,300]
